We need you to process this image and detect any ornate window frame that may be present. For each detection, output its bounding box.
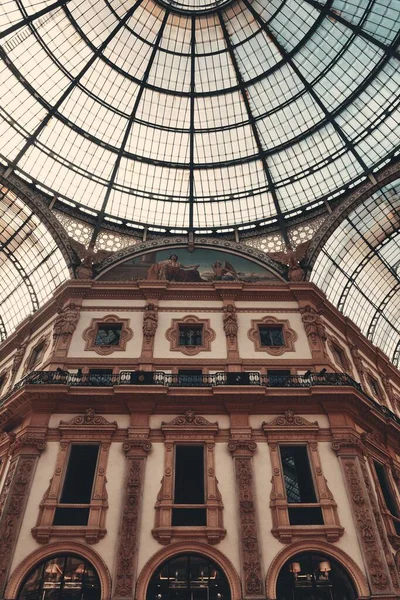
[82,315,133,355]
[263,411,343,544]
[327,336,353,374]
[32,410,117,544]
[165,316,216,356]
[248,316,297,356]
[365,369,385,402]
[153,410,225,545]
[23,335,50,374]
[362,433,400,550]
[0,369,9,397]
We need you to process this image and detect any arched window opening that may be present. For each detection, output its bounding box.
[276,552,356,600]
[146,554,231,600]
[18,555,101,600]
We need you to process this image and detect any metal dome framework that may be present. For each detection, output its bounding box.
[0,0,399,241]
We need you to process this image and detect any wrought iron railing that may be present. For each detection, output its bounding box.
[1,369,399,427]
[4,369,361,389]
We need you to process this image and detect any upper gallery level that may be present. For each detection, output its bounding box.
[0,243,399,420]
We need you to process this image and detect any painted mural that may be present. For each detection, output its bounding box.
[99,248,280,282]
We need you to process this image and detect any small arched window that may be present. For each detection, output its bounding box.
[18,554,101,600]
[276,552,356,600]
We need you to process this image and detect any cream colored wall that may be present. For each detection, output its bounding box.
[68,310,143,358]
[237,312,311,360]
[81,300,145,308]
[159,301,222,308]
[153,312,226,359]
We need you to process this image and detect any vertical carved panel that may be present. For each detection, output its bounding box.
[228,440,263,598]
[332,439,394,595]
[113,440,152,599]
[0,456,37,595]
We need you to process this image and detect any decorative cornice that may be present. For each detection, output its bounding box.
[161,410,217,428]
[60,409,117,428]
[122,440,152,454]
[227,439,257,454]
[263,410,318,428]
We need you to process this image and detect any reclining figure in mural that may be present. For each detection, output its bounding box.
[147,254,203,282]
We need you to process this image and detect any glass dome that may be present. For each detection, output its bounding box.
[0,0,399,233]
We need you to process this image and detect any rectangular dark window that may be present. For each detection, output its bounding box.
[369,376,380,397]
[267,370,291,386]
[178,325,203,346]
[173,445,206,526]
[374,462,400,535]
[280,445,323,525]
[95,323,122,346]
[332,345,346,369]
[259,326,284,347]
[53,444,99,526]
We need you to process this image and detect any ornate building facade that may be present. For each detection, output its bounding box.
[1,242,400,600]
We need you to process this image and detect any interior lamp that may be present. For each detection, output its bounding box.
[290,562,301,579]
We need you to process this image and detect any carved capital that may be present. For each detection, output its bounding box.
[331,435,364,455]
[122,440,152,455]
[228,439,257,456]
[10,433,47,456]
[53,303,80,340]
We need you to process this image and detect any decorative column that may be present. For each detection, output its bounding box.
[332,436,397,598]
[349,343,367,389]
[139,302,158,368]
[228,439,264,599]
[113,439,152,600]
[10,343,26,384]
[222,303,239,362]
[49,302,80,368]
[0,431,47,596]
[300,304,328,363]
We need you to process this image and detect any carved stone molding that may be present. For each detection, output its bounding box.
[300,304,327,359]
[229,453,263,596]
[83,315,133,355]
[141,303,158,361]
[0,369,9,397]
[331,435,365,455]
[11,344,26,379]
[165,315,216,356]
[336,452,394,594]
[349,343,366,388]
[248,316,297,356]
[264,410,318,430]
[361,461,400,589]
[113,440,152,599]
[161,410,218,430]
[60,409,117,429]
[9,433,47,457]
[0,455,39,596]
[53,303,80,341]
[227,439,257,456]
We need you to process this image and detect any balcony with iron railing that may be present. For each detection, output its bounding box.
[1,369,399,427]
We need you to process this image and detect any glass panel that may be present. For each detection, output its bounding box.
[259,326,284,347]
[95,324,122,346]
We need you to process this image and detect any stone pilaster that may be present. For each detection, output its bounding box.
[332,436,397,598]
[228,438,263,599]
[113,439,152,599]
[0,432,46,596]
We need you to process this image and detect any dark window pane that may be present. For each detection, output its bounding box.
[95,324,122,346]
[53,507,90,526]
[259,326,284,347]
[31,342,45,366]
[374,462,399,517]
[60,445,99,504]
[174,446,204,504]
[178,325,203,346]
[172,508,207,526]
[288,506,324,525]
[280,446,317,504]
